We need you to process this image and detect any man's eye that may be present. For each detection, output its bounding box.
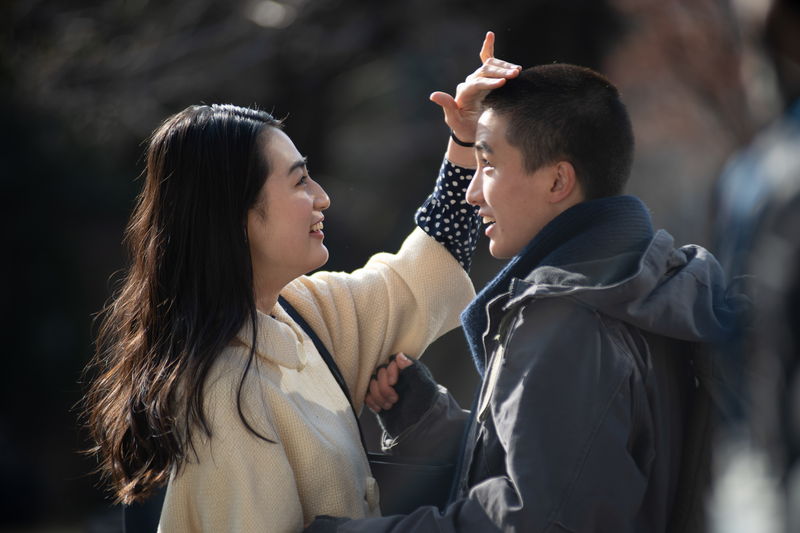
[297,175,309,186]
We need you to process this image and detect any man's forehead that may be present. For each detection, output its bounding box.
[476,110,509,152]
[476,108,495,127]
[477,109,507,134]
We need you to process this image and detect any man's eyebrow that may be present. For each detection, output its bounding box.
[288,156,308,175]
[475,141,492,154]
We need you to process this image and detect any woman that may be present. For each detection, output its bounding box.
[84,34,519,531]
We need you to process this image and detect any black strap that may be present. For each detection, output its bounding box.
[666,342,714,533]
[278,296,369,453]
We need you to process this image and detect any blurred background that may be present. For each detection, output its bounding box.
[0,0,788,530]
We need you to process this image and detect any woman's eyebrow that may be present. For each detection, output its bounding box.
[287,156,308,175]
[475,141,492,154]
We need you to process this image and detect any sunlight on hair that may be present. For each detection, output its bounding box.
[247,0,297,29]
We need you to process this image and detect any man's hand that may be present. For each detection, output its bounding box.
[430,31,522,144]
[365,353,414,412]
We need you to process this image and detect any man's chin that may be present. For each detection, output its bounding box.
[489,241,514,260]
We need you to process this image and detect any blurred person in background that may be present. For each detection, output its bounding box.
[709,0,800,531]
[82,34,521,531]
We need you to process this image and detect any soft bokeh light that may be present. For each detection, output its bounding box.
[247,0,298,28]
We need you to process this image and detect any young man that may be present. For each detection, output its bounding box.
[308,47,741,533]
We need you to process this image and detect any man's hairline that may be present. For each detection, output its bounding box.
[480,104,550,175]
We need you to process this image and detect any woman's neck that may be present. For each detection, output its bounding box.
[255,293,279,316]
[252,276,285,316]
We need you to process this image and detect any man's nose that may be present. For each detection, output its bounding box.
[465,171,483,206]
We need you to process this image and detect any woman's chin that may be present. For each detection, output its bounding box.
[311,247,329,271]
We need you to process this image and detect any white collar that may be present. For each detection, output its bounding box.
[235,304,309,370]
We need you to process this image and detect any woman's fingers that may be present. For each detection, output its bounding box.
[376,366,398,406]
[430,90,476,140]
[366,365,398,411]
[485,57,521,71]
[458,60,521,105]
[367,376,389,412]
[479,31,495,63]
[365,378,383,412]
[394,352,415,370]
[386,359,400,386]
[478,31,520,71]
[467,61,521,82]
[365,354,416,412]
[429,91,459,120]
[365,394,381,413]
[429,32,519,138]
[463,76,508,93]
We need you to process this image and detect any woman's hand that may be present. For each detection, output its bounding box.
[430,31,522,146]
[365,353,415,412]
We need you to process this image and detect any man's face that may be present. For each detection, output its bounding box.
[466,109,562,259]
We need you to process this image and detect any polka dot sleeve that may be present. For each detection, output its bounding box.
[415,158,480,271]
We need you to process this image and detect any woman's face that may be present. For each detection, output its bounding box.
[247,128,330,301]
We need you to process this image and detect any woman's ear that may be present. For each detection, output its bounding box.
[549,161,581,203]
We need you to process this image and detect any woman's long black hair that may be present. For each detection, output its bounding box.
[84,104,281,503]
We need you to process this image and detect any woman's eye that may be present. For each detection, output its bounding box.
[297,175,309,186]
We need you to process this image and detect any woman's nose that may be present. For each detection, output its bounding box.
[313,180,330,211]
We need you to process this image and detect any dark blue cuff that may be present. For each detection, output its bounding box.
[415,159,480,271]
[303,516,349,532]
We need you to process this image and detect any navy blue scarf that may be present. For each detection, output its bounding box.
[460,195,655,375]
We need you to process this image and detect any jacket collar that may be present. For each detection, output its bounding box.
[461,195,654,375]
[235,304,309,370]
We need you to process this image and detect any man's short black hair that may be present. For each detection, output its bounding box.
[483,64,634,200]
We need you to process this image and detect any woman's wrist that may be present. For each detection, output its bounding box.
[445,138,477,168]
[449,130,474,147]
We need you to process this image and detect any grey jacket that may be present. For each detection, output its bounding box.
[308,195,742,533]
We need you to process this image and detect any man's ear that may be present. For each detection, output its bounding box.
[549,161,580,203]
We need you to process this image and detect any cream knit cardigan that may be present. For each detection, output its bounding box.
[158,228,474,532]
